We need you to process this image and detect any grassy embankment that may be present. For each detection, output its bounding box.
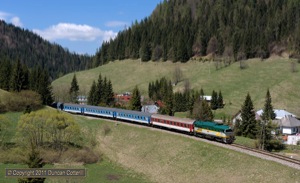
[52,58,300,118]
[0,109,151,183]
[0,107,299,182]
[84,116,299,183]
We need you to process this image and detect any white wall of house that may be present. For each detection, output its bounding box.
[287,135,300,145]
[282,128,292,134]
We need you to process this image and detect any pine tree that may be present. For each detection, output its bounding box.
[105,80,114,106]
[148,82,153,99]
[261,89,276,120]
[18,149,45,183]
[217,90,224,108]
[129,86,142,111]
[0,58,12,91]
[101,77,108,105]
[211,90,218,110]
[240,93,257,139]
[38,70,54,105]
[200,88,204,98]
[96,74,103,105]
[69,74,79,103]
[259,89,276,150]
[21,64,29,90]
[163,81,174,116]
[10,59,25,92]
[88,81,97,105]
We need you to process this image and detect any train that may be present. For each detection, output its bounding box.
[57,103,235,144]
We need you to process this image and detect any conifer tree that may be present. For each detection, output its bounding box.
[211,90,218,110]
[101,77,108,105]
[38,70,54,105]
[261,89,276,120]
[96,74,103,105]
[200,88,204,98]
[18,149,45,183]
[88,81,97,105]
[69,74,79,103]
[105,80,114,106]
[240,93,257,139]
[10,59,25,92]
[129,86,142,111]
[162,81,174,116]
[217,90,224,108]
[148,82,153,99]
[259,89,276,150]
[0,59,12,91]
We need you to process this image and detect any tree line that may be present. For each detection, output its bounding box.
[235,89,283,151]
[94,0,300,65]
[0,20,92,80]
[0,58,53,111]
[147,77,217,121]
[87,74,114,106]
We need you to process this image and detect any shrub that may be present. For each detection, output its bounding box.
[103,125,111,136]
[266,139,285,151]
[3,90,42,112]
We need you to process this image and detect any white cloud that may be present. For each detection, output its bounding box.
[0,11,23,27]
[11,16,23,27]
[33,23,117,42]
[0,11,10,20]
[105,21,128,28]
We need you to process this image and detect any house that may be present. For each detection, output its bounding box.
[141,105,159,114]
[232,110,262,125]
[115,92,132,103]
[202,95,212,102]
[278,115,300,135]
[287,135,300,145]
[232,109,296,124]
[77,95,88,105]
[256,109,296,120]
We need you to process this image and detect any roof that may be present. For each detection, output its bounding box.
[256,109,296,119]
[202,95,212,101]
[194,121,231,131]
[151,114,195,124]
[114,108,152,117]
[141,105,159,113]
[280,115,300,127]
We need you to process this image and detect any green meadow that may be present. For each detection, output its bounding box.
[0,109,299,182]
[52,58,300,117]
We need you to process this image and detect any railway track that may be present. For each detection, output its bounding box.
[230,143,300,168]
[84,114,300,170]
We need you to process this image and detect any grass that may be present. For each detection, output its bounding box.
[52,58,300,118]
[1,110,300,182]
[0,110,152,183]
[0,159,150,183]
[234,136,257,148]
[81,117,300,183]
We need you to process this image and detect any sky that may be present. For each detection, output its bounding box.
[0,0,162,55]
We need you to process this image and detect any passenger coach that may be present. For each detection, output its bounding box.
[151,114,194,133]
[115,108,151,125]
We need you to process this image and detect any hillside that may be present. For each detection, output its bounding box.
[86,117,299,183]
[94,0,300,65]
[0,20,92,79]
[52,57,300,117]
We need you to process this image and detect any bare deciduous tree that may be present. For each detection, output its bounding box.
[173,65,183,85]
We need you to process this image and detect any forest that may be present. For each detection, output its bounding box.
[94,0,300,65]
[0,20,92,79]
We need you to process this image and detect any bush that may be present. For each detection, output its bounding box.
[103,125,111,136]
[266,139,285,151]
[3,90,42,112]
